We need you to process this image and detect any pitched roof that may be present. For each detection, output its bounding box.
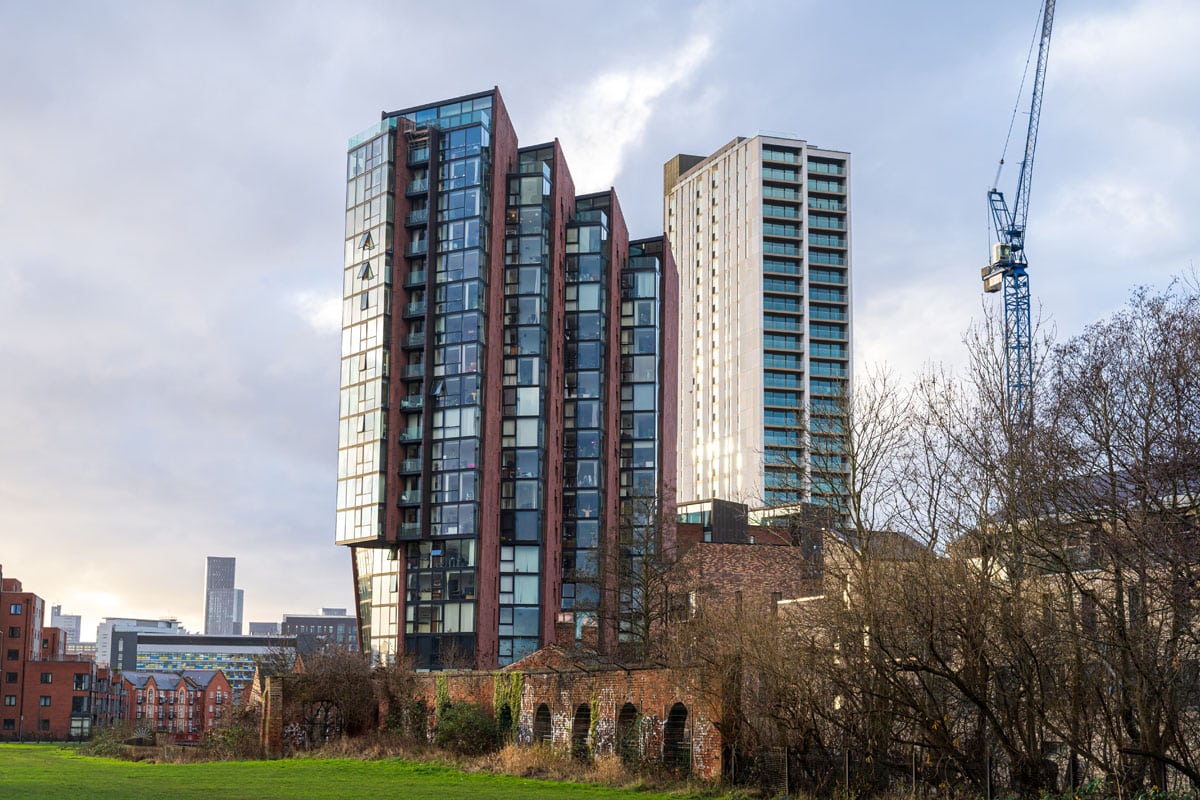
[181,669,221,688]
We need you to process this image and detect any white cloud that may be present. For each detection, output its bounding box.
[289,289,342,334]
[534,33,713,193]
[1055,0,1200,96]
[1045,175,1183,259]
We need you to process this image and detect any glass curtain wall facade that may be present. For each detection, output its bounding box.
[338,89,676,669]
[339,93,496,666]
[561,196,611,633]
[617,238,672,647]
[497,145,556,665]
[665,136,852,513]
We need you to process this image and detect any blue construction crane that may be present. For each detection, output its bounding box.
[982,0,1056,417]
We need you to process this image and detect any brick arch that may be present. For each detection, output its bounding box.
[532,703,551,744]
[616,702,639,763]
[571,703,590,759]
[664,701,690,774]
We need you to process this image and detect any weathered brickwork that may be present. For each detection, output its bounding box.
[259,646,725,778]
[417,647,723,778]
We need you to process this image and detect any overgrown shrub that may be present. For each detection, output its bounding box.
[434,701,498,756]
[384,698,429,742]
[205,705,262,760]
[78,725,130,758]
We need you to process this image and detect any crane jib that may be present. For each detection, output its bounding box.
[982,0,1056,419]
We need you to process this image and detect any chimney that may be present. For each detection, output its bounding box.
[554,612,576,647]
[580,618,599,653]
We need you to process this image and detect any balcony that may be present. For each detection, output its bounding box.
[406,179,429,196]
[808,161,846,175]
[405,209,428,227]
[403,301,427,318]
[399,492,421,506]
[811,288,847,304]
[399,458,422,474]
[404,269,426,288]
[398,428,423,444]
[811,306,849,322]
[809,272,847,289]
[407,147,429,166]
[399,395,424,410]
[807,178,845,194]
[808,197,847,212]
[402,363,426,379]
[399,523,421,538]
[405,241,427,257]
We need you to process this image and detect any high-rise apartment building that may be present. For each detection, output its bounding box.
[336,88,677,669]
[203,557,243,636]
[665,136,851,510]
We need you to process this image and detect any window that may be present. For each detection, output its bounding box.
[74,674,90,691]
[3,696,14,706]
[7,603,21,615]
[5,650,16,661]
[4,672,15,684]
[2,719,12,730]
[40,673,52,684]
[39,719,50,732]
[7,627,19,638]
[39,696,51,707]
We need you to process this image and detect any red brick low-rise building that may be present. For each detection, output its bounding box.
[121,669,233,742]
[1,574,101,740]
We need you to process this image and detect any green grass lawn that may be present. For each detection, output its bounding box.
[0,744,708,800]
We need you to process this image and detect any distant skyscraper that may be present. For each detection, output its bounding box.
[204,557,243,636]
[335,88,677,669]
[50,604,82,644]
[665,136,852,511]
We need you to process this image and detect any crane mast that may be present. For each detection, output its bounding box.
[982,0,1056,418]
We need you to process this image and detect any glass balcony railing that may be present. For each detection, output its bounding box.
[808,161,846,175]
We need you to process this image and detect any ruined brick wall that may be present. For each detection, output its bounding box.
[411,662,722,779]
[263,656,725,779]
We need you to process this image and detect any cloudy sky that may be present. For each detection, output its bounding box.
[1,0,1196,639]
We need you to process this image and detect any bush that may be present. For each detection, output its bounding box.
[78,725,129,759]
[384,698,429,742]
[434,702,498,756]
